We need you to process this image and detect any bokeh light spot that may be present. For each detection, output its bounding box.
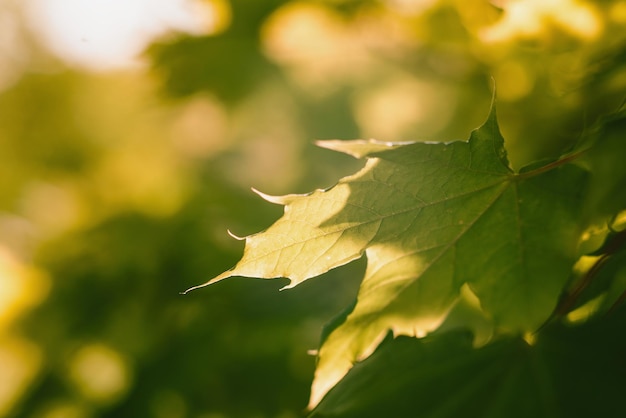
[493,60,534,101]
[481,0,602,42]
[68,343,132,404]
[354,78,454,140]
[0,336,43,417]
[0,247,50,329]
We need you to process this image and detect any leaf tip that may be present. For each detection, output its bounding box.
[279,280,297,291]
[468,91,512,171]
[251,188,301,205]
[180,272,232,294]
[251,188,286,205]
[477,79,498,130]
[227,229,246,241]
[316,139,410,158]
[315,139,362,157]
[179,284,204,295]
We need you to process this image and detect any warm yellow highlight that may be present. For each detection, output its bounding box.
[170,95,231,159]
[95,144,189,217]
[0,248,51,330]
[309,241,456,409]
[204,0,232,35]
[0,336,43,417]
[551,1,602,39]
[612,209,626,231]
[384,0,440,15]
[481,0,602,42]
[611,1,626,23]
[522,331,537,345]
[18,181,85,238]
[262,2,346,62]
[493,61,534,101]
[454,0,503,35]
[572,254,601,276]
[355,81,425,140]
[354,78,453,139]
[261,1,369,94]
[68,343,131,404]
[566,296,604,324]
[0,4,28,92]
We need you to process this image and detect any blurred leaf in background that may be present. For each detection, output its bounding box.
[0,0,625,417]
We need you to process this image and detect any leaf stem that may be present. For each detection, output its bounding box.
[515,149,589,179]
[607,288,626,315]
[554,229,626,318]
[554,254,610,317]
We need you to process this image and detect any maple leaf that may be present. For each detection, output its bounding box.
[186,105,588,407]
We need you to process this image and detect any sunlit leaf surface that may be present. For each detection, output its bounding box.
[191,106,588,406]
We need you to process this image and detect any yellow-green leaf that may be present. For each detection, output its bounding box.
[187,105,588,407]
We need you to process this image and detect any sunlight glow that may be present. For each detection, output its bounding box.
[481,0,602,42]
[24,0,227,70]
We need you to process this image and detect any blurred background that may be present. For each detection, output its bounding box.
[0,0,625,417]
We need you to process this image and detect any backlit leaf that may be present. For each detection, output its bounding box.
[187,105,588,406]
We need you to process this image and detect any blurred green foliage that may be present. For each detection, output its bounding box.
[0,0,625,417]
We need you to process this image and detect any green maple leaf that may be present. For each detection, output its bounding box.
[186,105,587,407]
